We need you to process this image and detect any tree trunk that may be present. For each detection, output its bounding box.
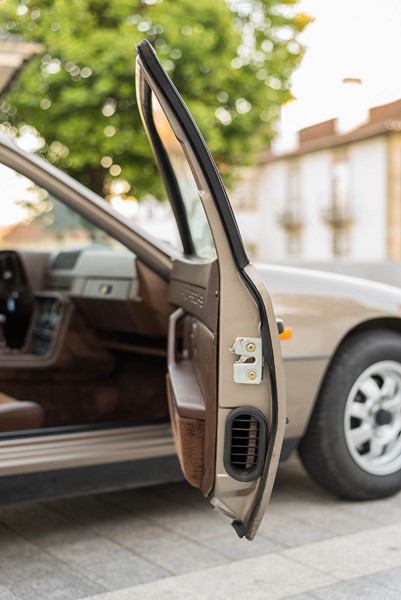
[86,165,106,198]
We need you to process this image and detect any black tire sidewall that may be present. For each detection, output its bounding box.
[303,330,401,499]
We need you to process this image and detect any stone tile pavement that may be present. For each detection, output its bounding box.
[1,457,401,599]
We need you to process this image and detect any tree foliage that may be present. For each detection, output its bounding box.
[0,0,311,197]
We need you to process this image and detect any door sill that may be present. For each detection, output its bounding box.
[0,423,175,476]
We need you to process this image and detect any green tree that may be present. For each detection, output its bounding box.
[0,0,310,197]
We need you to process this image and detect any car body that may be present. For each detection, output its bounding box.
[1,41,401,538]
[260,263,401,443]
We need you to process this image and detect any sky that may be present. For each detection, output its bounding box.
[281,0,401,133]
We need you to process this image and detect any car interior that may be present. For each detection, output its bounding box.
[0,241,175,433]
[0,143,220,497]
[0,154,182,434]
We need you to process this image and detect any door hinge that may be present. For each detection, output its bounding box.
[229,337,262,384]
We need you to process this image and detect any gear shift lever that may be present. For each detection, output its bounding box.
[0,313,7,350]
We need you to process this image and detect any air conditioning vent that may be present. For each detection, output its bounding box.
[224,407,268,482]
[230,414,260,469]
[45,276,72,292]
[53,250,81,270]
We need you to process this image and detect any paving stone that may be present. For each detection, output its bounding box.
[365,567,401,593]
[341,497,401,526]
[259,512,333,547]
[50,496,190,555]
[144,505,229,541]
[310,577,401,599]
[150,482,211,512]
[0,585,21,600]
[153,481,204,501]
[0,524,48,573]
[0,503,68,530]
[83,552,336,600]
[79,556,170,591]
[103,486,229,542]
[199,531,285,560]
[0,556,104,600]
[86,586,202,600]
[283,521,401,580]
[48,495,133,526]
[42,535,134,569]
[136,539,229,575]
[0,503,143,572]
[271,459,333,504]
[0,504,96,547]
[305,506,375,537]
[101,489,177,515]
[108,524,192,555]
[282,595,318,600]
[52,499,169,550]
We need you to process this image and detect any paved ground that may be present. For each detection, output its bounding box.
[2,457,401,599]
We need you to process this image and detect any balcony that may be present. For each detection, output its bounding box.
[277,209,304,233]
[322,205,353,229]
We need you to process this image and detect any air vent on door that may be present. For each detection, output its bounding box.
[223,407,268,482]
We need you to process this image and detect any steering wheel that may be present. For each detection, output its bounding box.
[0,251,34,349]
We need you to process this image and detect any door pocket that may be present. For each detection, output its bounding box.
[166,373,205,488]
[167,308,217,495]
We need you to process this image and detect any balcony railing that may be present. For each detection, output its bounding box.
[277,210,304,233]
[322,205,353,229]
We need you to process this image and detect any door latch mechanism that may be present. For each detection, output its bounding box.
[229,337,263,384]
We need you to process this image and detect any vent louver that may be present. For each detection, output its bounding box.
[224,407,268,482]
[45,277,72,292]
[53,250,81,270]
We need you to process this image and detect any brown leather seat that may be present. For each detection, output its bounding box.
[0,392,45,432]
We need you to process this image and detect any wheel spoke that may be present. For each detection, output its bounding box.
[359,378,382,401]
[350,423,374,447]
[349,402,369,420]
[382,395,401,413]
[369,436,386,458]
[381,375,398,399]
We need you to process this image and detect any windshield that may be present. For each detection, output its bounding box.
[0,162,127,253]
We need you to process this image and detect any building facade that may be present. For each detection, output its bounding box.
[231,99,401,263]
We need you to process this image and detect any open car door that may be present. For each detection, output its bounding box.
[136,40,286,540]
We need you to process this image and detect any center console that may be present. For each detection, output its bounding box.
[31,296,63,356]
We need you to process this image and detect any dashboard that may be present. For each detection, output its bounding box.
[45,248,140,302]
[0,246,171,365]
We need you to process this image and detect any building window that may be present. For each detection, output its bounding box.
[323,154,353,257]
[230,169,258,212]
[277,162,303,257]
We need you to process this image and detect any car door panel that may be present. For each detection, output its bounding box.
[167,310,217,495]
[136,40,286,539]
[167,258,219,495]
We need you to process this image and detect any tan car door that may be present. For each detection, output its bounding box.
[136,40,286,540]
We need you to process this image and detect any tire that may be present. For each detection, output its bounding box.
[299,329,401,500]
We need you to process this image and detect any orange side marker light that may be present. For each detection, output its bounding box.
[279,327,293,341]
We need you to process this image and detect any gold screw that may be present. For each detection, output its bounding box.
[247,370,257,381]
[246,342,256,353]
